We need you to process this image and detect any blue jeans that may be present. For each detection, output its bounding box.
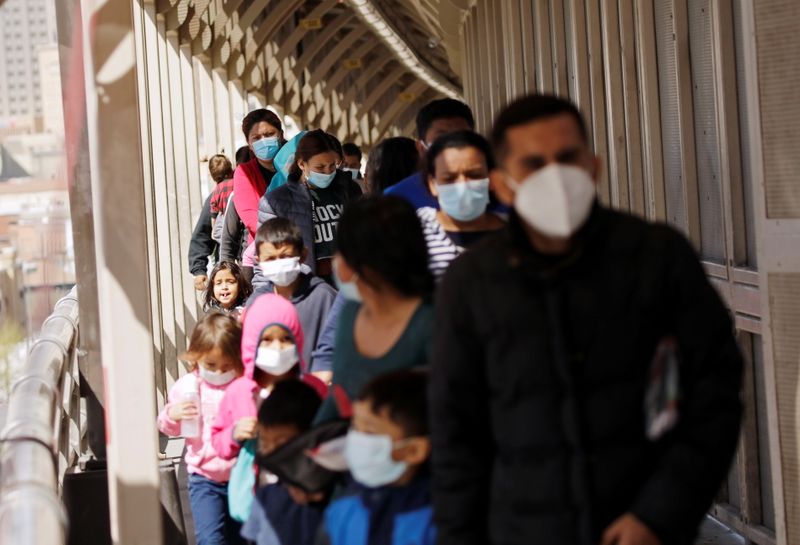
[188,473,245,545]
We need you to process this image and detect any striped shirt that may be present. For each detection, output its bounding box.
[417,207,464,280]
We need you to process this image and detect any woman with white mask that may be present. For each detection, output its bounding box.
[259,130,362,285]
[417,131,506,280]
[313,196,435,425]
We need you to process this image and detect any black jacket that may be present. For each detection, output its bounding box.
[258,171,361,273]
[188,194,218,276]
[431,205,742,545]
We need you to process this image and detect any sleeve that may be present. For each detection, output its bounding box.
[210,390,242,460]
[629,230,743,544]
[188,195,217,276]
[309,290,345,373]
[157,378,186,437]
[233,165,262,239]
[209,186,222,215]
[220,193,241,262]
[430,259,492,545]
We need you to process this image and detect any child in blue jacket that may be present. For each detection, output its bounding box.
[320,370,435,545]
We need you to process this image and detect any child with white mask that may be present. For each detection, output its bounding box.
[321,370,435,545]
[157,312,246,545]
[211,293,327,463]
[249,218,338,383]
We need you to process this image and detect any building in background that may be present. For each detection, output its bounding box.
[0,0,58,130]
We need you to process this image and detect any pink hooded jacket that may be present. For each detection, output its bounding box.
[210,293,326,460]
[157,369,237,483]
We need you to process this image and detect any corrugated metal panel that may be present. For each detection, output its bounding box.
[654,0,686,232]
[753,335,776,530]
[755,0,800,218]
[768,273,800,542]
[688,0,725,263]
[732,0,758,267]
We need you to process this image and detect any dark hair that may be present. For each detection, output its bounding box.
[364,137,419,195]
[337,196,433,297]
[288,129,343,180]
[235,145,252,166]
[342,142,362,160]
[490,94,588,157]
[358,370,429,437]
[208,154,234,183]
[241,108,284,141]
[255,217,305,255]
[258,379,322,431]
[204,261,253,311]
[425,130,496,177]
[181,312,243,374]
[416,98,475,141]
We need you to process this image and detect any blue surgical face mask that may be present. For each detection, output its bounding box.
[436,178,490,222]
[252,136,280,161]
[333,259,361,302]
[345,430,408,488]
[306,170,336,189]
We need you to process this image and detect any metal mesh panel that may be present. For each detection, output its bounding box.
[732,1,758,268]
[755,1,800,218]
[654,1,686,233]
[752,335,776,530]
[768,273,800,542]
[688,0,725,263]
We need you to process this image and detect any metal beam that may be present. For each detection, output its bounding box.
[294,13,353,73]
[341,54,393,107]
[273,0,338,62]
[317,38,374,94]
[247,0,310,60]
[356,65,407,119]
[373,79,428,141]
[83,0,163,541]
[308,27,367,88]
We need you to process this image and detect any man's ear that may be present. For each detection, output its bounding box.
[427,176,439,198]
[489,169,515,207]
[416,139,427,157]
[300,247,309,263]
[395,437,430,465]
[336,255,356,283]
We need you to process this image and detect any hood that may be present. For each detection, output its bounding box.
[241,293,305,378]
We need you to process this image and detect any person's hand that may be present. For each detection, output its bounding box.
[286,485,324,505]
[601,514,661,545]
[233,417,257,442]
[194,275,208,291]
[168,401,198,422]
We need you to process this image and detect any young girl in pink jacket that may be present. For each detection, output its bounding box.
[211,293,327,461]
[157,312,246,545]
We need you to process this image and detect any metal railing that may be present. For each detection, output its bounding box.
[0,288,84,543]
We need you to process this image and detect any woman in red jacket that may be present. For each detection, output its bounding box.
[233,109,286,246]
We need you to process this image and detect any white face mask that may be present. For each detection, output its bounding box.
[259,257,311,287]
[255,345,298,376]
[509,164,596,238]
[344,430,408,488]
[198,366,237,386]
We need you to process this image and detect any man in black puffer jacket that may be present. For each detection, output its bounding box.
[430,95,742,545]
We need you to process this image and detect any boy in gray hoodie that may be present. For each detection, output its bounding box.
[248,218,337,383]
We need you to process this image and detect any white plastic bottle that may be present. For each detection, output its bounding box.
[181,374,201,438]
